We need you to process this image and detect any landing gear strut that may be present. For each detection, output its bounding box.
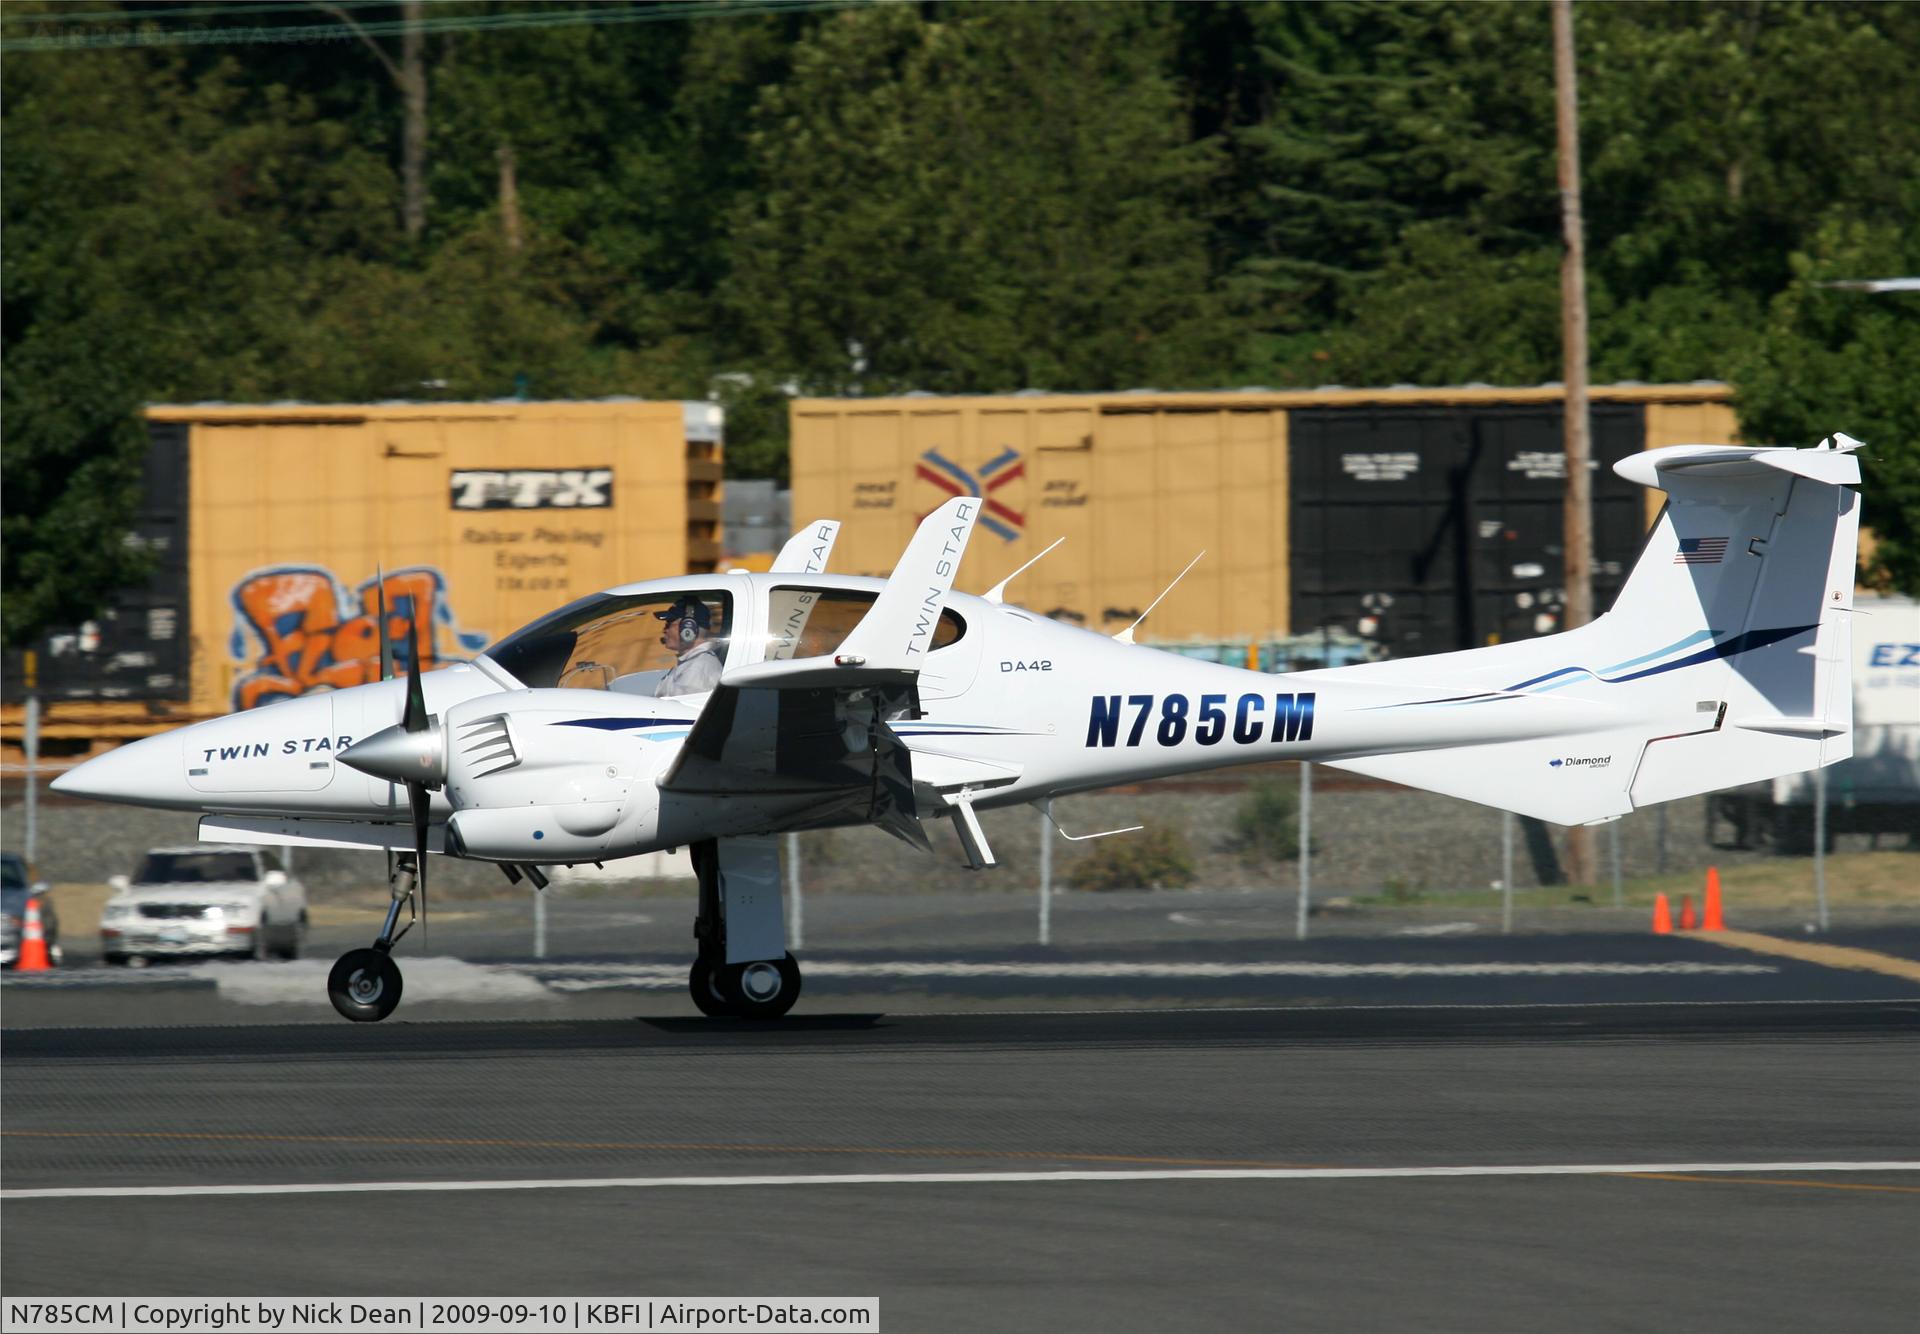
[689,838,802,1018]
[327,854,417,1023]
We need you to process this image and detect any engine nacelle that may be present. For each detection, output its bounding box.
[439,689,682,862]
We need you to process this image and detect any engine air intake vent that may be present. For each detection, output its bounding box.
[457,714,520,778]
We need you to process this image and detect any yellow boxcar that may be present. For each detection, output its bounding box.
[4,399,722,751]
[792,384,1739,648]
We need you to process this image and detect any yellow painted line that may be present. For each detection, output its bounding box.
[1682,929,1920,984]
[0,1129,1314,1171]
[1621,1172,1920,1196]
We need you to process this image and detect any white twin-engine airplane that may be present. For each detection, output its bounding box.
[55,437,1863,1021]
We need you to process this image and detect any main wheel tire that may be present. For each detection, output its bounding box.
[688,955,735,1017]
[718,953,802,1019]
[328,948,403,1022]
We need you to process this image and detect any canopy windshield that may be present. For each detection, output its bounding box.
[485,589,735,691]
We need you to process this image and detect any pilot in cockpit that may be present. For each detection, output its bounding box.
[653,596,725,697]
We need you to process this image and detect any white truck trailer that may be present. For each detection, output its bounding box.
[1710,594,1920,852]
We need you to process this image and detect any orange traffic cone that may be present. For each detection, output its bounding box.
[1678,895,1699,931]
[1702,866,1726,932]
[1651,892,1673,935]
[16,897,52,971]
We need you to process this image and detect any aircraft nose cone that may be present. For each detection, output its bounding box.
[339,722,445,788]
[50,733,188,808]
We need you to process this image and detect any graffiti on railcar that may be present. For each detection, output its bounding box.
[228,566,489,710]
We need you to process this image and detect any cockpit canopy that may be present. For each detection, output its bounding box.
[484,589,735,693]
[483,581,966,696]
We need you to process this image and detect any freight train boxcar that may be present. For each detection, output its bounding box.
[790,383,1740,656]
[4,399,723,755]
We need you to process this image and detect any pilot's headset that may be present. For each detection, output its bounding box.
[660,597,710,649]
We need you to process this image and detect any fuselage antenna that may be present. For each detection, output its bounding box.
[983,536,1066,604]
[1113,551,1205,644]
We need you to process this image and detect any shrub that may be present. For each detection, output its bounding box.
[1231,779,1304,862]
[1066,827,1196,891]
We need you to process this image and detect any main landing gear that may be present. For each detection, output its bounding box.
[689,838,802,1018]
[689,951,803,1019]
[322,839,805,1022]
[327,854,417,1022]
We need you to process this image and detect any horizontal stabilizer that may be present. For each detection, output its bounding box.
[1615,441,1860,488]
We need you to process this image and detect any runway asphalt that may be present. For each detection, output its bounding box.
[4,918,1918,1331]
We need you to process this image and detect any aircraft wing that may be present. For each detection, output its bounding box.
[659,672,926,847]
[658,497,982,849]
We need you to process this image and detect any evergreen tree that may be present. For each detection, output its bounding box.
[721,3,1232,397]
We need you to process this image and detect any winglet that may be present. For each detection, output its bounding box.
[836,497,981,668]
[771,519,841,574]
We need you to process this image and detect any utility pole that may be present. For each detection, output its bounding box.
[318,1,429,240]
[1554,0,1597,886]
[23,653,39,867]
[498,143,523,254]
[400,0,428,240]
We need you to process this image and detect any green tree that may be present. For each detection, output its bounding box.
[1734,210,1920,594]
[2,47,393,642]
[722,3,1232,397]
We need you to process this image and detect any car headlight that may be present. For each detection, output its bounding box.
[102,900,134,921]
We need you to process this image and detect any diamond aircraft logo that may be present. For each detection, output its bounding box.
[1551,755,1613,769]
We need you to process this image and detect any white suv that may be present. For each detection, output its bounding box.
[101,845,308,965]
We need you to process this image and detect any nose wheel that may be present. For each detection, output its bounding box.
[326,855,418,1023]
[329,947,404,1022]
[689,951,802,1019]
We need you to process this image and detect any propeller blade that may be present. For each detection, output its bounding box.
[377,565,394,682]
[402,612,429,734]
[409,779,430,949]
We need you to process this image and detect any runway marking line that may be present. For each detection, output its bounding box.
[0,1129,1312,1171]
[5,1162,1916,1201]
[1621,1172,1920,1195]
[1683,929,1920,985]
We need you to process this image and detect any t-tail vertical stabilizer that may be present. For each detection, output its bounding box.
[1317,436,1862,825]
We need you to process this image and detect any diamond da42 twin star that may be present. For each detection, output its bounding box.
[54,437,1864,1020]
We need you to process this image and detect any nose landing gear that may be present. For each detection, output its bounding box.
[327,855,417,1023]
[328,947,404,1022]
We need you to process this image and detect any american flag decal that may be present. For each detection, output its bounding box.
[1673,537,1730,565]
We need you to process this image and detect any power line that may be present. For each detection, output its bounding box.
[5,2,387,27]
[1,1,863,53]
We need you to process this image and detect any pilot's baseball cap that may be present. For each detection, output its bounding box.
[654,597,712,629]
